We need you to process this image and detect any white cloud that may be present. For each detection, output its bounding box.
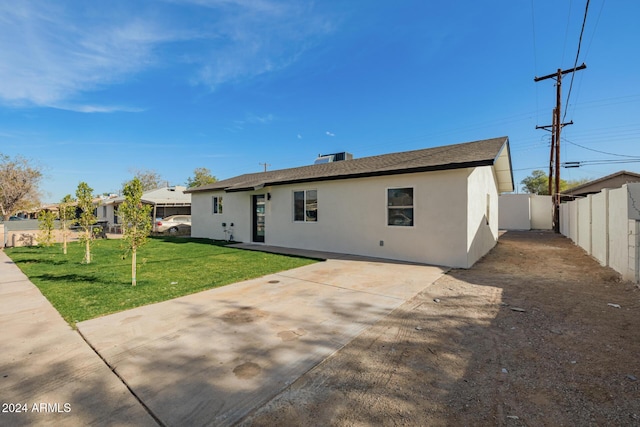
[326,131,335,137]
[0,3,189,110]
[231,112,275,130]
[52,104,146,114]
[246,113,275,124]
[180,0,335,89]
[0,1,334,109]
[297,134,302,139]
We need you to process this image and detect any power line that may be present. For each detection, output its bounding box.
[562,0,575,65]
[565,1,605,120]
[563,0,590,122]
[562,159,640,167]
[512,166,548,172]
[583,0,606,60]
[530,0,540,123]
[563,136,640,158]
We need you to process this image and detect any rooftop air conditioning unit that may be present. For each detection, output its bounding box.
[314,152,353,165]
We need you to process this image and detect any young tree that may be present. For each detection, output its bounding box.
[76,182,97,264]
[59,194,76,255]
[0,154,43,220]
[37,209,56,247]
[186,167,217,188]
[120,177,152,286]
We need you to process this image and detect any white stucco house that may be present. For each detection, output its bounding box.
[96,186,191,232]
[186,137,514,268]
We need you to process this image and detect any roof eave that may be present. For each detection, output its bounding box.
[492,138,515,193]
[223,160,496,192]
[184,185,228,194]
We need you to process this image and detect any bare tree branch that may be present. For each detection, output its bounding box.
[0,154,43,220]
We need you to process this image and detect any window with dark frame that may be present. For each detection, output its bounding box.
[212,196,223,214]
[293,190,317,222]
[387,188,414,226]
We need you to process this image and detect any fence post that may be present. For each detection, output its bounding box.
[603,189,609,267]
[587,194,593,255]
[635,220,640,284]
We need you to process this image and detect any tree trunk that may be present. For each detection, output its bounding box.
[84,232,91,264]
[132,248,137,286]
[61,222,67,255]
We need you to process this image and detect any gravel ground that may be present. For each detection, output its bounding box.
[241,230,640,426]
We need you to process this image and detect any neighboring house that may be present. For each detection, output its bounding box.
[97,186,191,231]
[561,170,640,200]
[186,137,514,268]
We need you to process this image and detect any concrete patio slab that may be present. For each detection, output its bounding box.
[77,251,446,427]
[0,250,157,427]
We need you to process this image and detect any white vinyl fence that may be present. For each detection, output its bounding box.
[560,183,640,283]
[499,194,553,230]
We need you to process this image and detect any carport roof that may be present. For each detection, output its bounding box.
[186,136,514,193]
[106,186,191,206]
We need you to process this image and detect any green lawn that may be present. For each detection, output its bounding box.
[5,237,317,325]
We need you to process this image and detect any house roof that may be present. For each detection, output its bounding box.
[106,186,191,206]
[186,136,514,194]
[561,170,640,197]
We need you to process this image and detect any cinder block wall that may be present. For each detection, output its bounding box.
[560,183,640,283]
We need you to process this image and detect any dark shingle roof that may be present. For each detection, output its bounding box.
[186,136,511,193]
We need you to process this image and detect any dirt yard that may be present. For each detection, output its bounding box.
[242,231,640,426]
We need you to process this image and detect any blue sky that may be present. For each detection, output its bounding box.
[1,0,638,202]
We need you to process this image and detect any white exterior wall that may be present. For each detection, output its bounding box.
[96,203,117,225]
[498,194,530,230]
[191,191,251,242]
[466,166,499,267]
[530,195,553,230]
[96,204,107,222]
[191,168,490,268]
[267,169,469,267]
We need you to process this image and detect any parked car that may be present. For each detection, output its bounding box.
[154,215,191,233]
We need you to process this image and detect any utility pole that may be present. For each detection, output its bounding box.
[535,119,573,196]
[534,63,586,232]
[259,162,271,172]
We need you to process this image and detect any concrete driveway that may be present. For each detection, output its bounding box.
[77,247,446,426]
